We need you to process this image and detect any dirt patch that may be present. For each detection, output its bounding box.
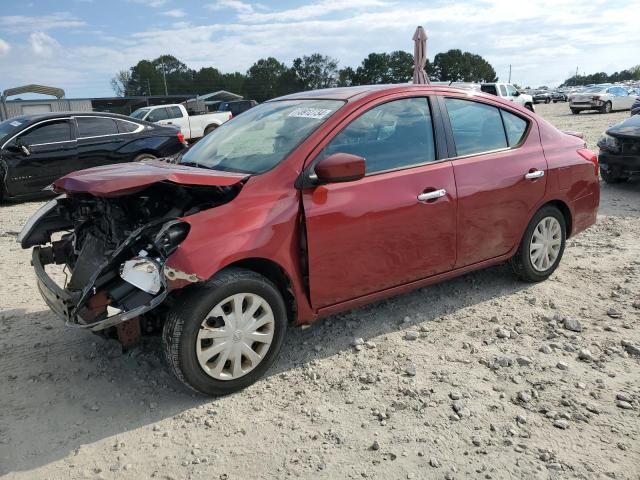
[1,102,639,479]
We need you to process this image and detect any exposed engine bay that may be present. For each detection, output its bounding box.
[20,181,241,331]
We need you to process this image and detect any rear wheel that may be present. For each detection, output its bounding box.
[525,103,534,112]
[599,101,612,114]
[600,167,629,184]
[162,267,288,396]
[545,97,551,104]
[571,108,580,114]
[132,153,157,162]
[203,125,218,136]
[512,206,566,283]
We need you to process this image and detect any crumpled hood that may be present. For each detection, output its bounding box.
[607,114,640,140]
[54,160,248,197]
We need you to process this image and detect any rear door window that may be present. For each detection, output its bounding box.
[499,85,507,96]
[77,117,119,138]
[167,106,184,119]
[321,97,436,174]
[445,98,508,156]
[18,120,72,145]
[481,85,498,96]
[116,120,141,133]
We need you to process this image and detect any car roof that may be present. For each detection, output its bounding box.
[272,84,501,102]
[11,111,142,122]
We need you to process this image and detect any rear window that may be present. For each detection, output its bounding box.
[481,85,498,95]
[77,117,119,137]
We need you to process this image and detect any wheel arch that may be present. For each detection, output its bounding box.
[540,199,573,238]
[222,258,297,324]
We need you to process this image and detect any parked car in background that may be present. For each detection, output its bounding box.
[597,114,640,183]
[531,90,552,104]
[217,100,257,117]
[631,96,640,116]
[130,104,231,141]
[0,112,186,201]
[19,84,599,395]
[551,91,568,102]
[569,85,636,114]
[480,83,534,111]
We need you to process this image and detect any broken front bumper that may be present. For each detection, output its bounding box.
[32,246,168,332]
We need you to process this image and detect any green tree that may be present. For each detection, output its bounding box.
[349,51,416,85]
[337,66,355,87]
[243,57,290,102]
[431,49,497,82]
[292,53,339,90]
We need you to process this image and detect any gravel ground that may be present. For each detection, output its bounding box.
[1,102,639,480]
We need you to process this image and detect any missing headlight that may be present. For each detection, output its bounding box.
[154,221,190,255]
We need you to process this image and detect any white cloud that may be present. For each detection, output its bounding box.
[129,0,167,7]
[161,8,186,18]
[207,0,255,14]
[0,13,86,33]
[241,0,390,22]
[29,32,61,55]
[0,38,10,55]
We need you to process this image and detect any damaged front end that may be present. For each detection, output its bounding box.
[19,181,240,331]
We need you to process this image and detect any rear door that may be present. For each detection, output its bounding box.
[2,118,77,197]
[158,106,191,137]
[75,116,125,170]
[302,96,457,308]
[441,97,546,267]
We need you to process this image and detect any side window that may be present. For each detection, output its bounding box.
[501,110,528,146]
[481,85,498,96]
[167,106,183,119]
[505,85,517,96]
[77,117,118,138]
[499,85,507,96]
[445,98,507,156]
[116,120,140,133]
[321,97,436,174]
[17,120,71,146]
[147,108,169,122]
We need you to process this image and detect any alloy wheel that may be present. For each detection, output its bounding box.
[529,217,562,272]
[195,293,275,380]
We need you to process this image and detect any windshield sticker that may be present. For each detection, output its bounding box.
[287,108,332,119]
[9,121,22,127]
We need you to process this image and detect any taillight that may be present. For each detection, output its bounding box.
[177,131,185,144]
[577,148,598,176]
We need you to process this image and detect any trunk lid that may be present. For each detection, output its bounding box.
[54,159,248,197]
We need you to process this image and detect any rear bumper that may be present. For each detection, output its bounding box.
[32,247,168,331]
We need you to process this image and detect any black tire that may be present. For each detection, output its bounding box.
[525,103,534,112]
[599,101,612,114]
[571,108,580,114]
[511,206,566,283]
[545,97,551,104]
[132,153,157,162]
[600,167,628,184]
[203,125,217,136]
[162,267,288,396]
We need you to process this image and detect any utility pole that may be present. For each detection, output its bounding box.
[161,59,168,96]
[575,66,579,86]
[508,64,512,84]
[147,78,151,96]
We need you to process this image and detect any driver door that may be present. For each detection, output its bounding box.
[301,96,457,309]
[2,119,77,197]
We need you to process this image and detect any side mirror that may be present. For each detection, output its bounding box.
[314,152,365,184]
[4,144,30,156]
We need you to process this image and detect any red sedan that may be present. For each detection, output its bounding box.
[19,85,599,395]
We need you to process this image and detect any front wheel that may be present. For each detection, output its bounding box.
[132,153,157,162]
[599,101,612,114]
[545,97,551,104]
[162,268,287,396]
[512,206,566,283]
[571,108,580,114]
[525,103,534,112]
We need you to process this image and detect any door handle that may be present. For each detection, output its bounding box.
[524,170,545,180]
[417,189,446,202]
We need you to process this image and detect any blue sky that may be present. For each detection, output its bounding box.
[0,0,637,98]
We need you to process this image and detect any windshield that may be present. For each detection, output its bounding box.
[0,117,24,141]
[130,108,150,119]
[180,99,344,174]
